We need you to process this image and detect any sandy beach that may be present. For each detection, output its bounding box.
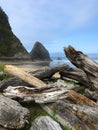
[0,60,60,77]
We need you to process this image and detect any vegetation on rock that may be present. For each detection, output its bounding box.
[0,7,30,59]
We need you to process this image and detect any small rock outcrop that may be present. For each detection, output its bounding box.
[30,41,51,61]
[30,116,62,130]
[0,7,30,60]
[0,95,29,129]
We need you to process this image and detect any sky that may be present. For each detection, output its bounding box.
[0,0,98,54]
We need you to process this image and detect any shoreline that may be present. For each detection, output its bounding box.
[0,60,51,66]
[0,60,51,72]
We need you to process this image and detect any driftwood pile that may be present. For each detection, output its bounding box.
[0,45,98,130]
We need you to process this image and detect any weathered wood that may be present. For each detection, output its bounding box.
[29,64,69,79]
[59,67,89,87]
[64,45,98,90]
[42,100,98,130]
[4,65,47,89]
[68,90,98,108]
[0,95,29,129]
[3,79,79,103]
[30,116,62,130]
[84,89,98,102]
[3,79,76,103]
[0,77,30,91]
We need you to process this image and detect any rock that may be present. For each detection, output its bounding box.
[29,116,62,130]
[0,95,29,129]
[30,41,51,61]
[0,7,31,60]
[57,57,61,60]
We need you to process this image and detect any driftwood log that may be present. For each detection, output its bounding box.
[2,46,98,130]
[3,64,68,90]
[84,88,98,102]
[4,65,47,89]
[30,116,62,130]
[64,45,98,90]
[68,90,98,108]
[0,95,29,129]
[42,99,98,130]
[59,67,89,86]
[29,64,68,79]
[3,79,75,103]
[0,77,30,91]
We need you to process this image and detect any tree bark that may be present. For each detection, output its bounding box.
[4,65,47,89]
[64,45,98,90]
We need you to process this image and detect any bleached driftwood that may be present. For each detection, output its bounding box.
[64,45,98,90]
[30,116,62,130]
[3,86,68,103]
[4,65,47,89]
[3,79,76,103]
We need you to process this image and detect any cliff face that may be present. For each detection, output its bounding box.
[0,7,30,60]
[30,41,51,61]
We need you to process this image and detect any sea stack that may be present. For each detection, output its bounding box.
[0,7,31,60]
[30,41,51,61]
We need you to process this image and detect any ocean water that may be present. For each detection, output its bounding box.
[2,53,97,68]
[49,53,98,67]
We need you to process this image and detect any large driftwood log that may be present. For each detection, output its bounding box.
[3,79,76,103]
[0,95,29,129]
[29,64,68,79]
[4,65,47,89]
[64,45,98,90]
[3,85,68,103]
[42,100,98,130]
[0,64,68,91]
[59,67,89,86]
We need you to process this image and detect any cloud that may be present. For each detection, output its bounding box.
[1,0,98,32]
[0,0,98,52]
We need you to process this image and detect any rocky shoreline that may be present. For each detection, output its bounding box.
[0,46,98,130]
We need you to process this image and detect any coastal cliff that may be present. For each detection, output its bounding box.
[0,7,31,60]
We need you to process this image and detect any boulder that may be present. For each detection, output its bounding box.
[29,116,62,130]
[30,41,51,61]
[0,95,29,129]
[0,7,31,60]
